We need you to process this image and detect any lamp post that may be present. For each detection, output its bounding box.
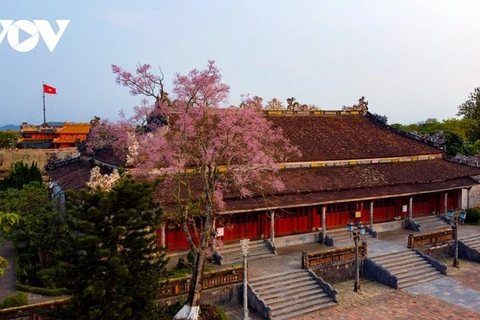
[240,238,249,320]
[452,216,459,268]
[347,221,366,293]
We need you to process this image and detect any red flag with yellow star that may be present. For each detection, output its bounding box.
[43,84,57,94]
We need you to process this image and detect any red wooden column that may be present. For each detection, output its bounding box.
[369,201,374,230]
[408,196,413,222]
[444,192,448,213]
[321,206,326,242]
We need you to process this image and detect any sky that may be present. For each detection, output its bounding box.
[0,1,479,126]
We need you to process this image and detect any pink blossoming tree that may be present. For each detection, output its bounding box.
[88,61,298,319]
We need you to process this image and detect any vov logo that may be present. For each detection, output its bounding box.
[0,20,70,52]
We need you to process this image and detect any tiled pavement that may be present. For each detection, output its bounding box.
[405,277,480,314]
[223,223,480,319]
[292,289,480,320]
[2,221,480,319]
[0,241,16,302]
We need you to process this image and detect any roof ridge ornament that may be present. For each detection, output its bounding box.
[342,96,368,114]
[264,97,319,111]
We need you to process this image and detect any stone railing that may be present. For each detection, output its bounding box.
[158,266,243,299]
[364,259,399,289]
[266,239,277,255]
[0,299,68,320]
[459,241,480,262]
[407,218,421,231]
[302,243,368,269]
[307,269,339,302]
[407,228,453,249]
[414,249,448,275]
[248,284,271,319]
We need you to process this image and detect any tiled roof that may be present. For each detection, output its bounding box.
[47,159,92,191]
[221,177,475,213]
[157,159,480,213]
[92,147,127,167]
[56,124,91,134]
[268,114,441,162]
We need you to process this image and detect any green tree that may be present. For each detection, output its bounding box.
[0,182,65,285]
[444,131,468,157]
[457,87,480,142]
[441,118,477,142]
[56,177,167,320]
[0,130,20,149]
[0,211,19,276]
[457,87,480,120]
[0,161,42,191]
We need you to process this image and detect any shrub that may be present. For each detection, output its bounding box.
[0,292,28,309]
[216,306,228,320]
[15,282,69,296]
[187,250,195,264]
[465,207,480,223]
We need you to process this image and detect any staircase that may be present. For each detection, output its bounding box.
[249,270,336,320]
[459,234,480,251]
[413,215,451,232]
[218,240,275,266]
[326,228,374,247]
[369,249,444,288]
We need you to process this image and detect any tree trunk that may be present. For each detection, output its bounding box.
[175,214,213,320]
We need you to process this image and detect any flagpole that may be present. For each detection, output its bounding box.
[42,81,46,124]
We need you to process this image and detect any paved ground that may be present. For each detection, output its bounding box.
[0,241,67,304]
[222,222,480,319]
[2,219,480,319]
[0,241,16,302]
[293,289,480,320]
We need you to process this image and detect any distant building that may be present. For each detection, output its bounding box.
[18,122,90,149]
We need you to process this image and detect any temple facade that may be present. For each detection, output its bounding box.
[46,104,480,252]
[160,108,480,250]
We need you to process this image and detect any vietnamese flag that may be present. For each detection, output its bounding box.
[43,84,57,94]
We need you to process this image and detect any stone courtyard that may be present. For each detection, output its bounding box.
[1,223,480,319]
[224,224,480,319]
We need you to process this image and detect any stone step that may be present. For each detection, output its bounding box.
[370,250,417,264]
[219,240,274,265]
[418,218,450,224]
[249,269,336,319]
[261,284,324,301]
[267,289,328,307]
[460,241,480,251]
[420,221,451,230]
[375,256,424,269]
[252,272,311,289]
[460,240,480,248]
[250,269,301,283]
[398,272,444,289]
[392,265,438,278]
[385,260,431,273]
[221,252,275,266]
[219,240,270,253]
[397,269,442,285]
[413,215,443,221]
[460,234,480,241]
[274,302,337,320]
[249,271,311,287]
[271,296,335,319]
[221,246,273,259]
[461,237,480,245]
[419,219,450,225]
[255,278,314,295]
